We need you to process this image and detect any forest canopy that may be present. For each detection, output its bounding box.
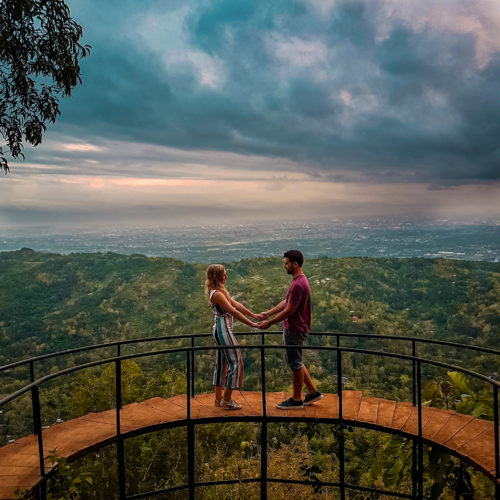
[0,249,498,364]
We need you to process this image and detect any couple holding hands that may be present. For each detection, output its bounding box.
[205,250,322,410]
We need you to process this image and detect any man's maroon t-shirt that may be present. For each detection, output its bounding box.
[283,273,311,333]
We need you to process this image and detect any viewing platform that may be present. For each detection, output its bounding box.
[1,331,499,499]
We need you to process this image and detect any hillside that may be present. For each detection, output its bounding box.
[1,248,498,366]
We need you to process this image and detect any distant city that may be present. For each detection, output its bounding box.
[0,219,498,263]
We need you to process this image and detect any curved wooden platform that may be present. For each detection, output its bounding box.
[0,391,498,499]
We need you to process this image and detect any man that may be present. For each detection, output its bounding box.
[258,250,322,409]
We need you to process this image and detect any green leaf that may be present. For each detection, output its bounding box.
[447,371,469,394]
[383,465,401,486]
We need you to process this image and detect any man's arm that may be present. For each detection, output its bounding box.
[259,301,298,329]
[257,299,286,320]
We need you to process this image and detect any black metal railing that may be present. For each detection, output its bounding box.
[1,332,499,500]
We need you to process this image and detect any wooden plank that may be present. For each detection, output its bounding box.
[265,392,287,417]
[431,414,475,445]
[314,393,338,419]
[341,391,361,420]
[238,391,264,416]
[444,419,492,450]
[456,428,496,474]
[139,397,187,420]
[358,397,379,424]
[422,408,454,438]
[376,399,396,427]
[392,402,414,430]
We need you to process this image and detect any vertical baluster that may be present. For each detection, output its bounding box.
[191,336,195,397]
[116,345,126,499]
[260,344,267,500]
[417,360,423,500]
[412,341,417,499]
[337,344,345,500]
[494,385,499,500]
[187,349,195,499]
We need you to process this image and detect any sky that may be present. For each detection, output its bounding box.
[1,0,500,229]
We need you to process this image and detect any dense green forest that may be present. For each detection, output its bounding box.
[1,248,498,363]
[1,249,499,499]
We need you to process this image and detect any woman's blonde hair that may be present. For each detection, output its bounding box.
[205,264,230,300]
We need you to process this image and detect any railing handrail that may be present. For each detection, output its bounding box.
[1,330,499,373]
[2,342,499,408]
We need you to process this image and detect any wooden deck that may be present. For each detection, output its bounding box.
[0,391,498,499]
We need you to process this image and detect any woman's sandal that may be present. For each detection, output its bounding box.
[221,398,241,410]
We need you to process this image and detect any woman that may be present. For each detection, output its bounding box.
[205,264,259,410]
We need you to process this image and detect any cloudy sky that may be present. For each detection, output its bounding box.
[1,0,499,229]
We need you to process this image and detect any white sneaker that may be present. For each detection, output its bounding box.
[215,399,222,407]
[221,399,241,410]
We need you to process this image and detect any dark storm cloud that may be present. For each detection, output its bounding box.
[43,0,500,185]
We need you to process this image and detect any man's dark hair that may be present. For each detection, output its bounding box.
[284,250,304,267]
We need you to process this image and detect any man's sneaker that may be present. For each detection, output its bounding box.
[221,399,241,410]
[304,391,323,406]
[215,399,222,407]
[276,397,303,409]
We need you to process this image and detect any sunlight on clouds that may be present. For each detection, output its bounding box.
[301,0,340,18]
[267,34,327,68]
[131,6,226,88]
[3,173,498,222]
[62,143,103,152]
[110,178,209,188]
[379,0,500,68]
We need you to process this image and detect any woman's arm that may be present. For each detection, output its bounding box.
[230,298,258,319]
[212,291,258,328]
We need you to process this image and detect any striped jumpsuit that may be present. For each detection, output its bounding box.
[209,289,244,389]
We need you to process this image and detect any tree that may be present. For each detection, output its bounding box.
[0,0,90,172]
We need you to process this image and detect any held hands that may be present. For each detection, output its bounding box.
[256,311,270,329]
[249,312,269,328]
[249,320,270,329]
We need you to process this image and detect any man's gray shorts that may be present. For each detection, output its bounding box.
[283,328,308,371]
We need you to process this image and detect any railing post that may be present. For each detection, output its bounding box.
[115,344,126,499]
[412,340,416,406]
[337,348,342,420]
[336,343,345,500]
[339,426,345,500]
[30,363,46,500]
[412,440,417,499]
[411,341,418,500]
[116,345,122,415]
[29,360,35,384]
[187,349,195,500]
[190,336,195,397]
[417,359,423,500]
[260,344,267,500]
[494,385,499,500]
[30,361,37,436]
[32,386,45,477]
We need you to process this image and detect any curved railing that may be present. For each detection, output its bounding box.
[1,332,499,500]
